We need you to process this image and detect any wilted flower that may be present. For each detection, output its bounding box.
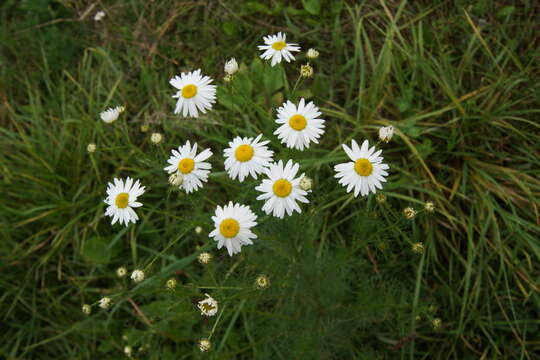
[306,48,319,59]
[300,64,313,78]
[94,11,105,21]
[168,171,184,187]
[255,274,270,289]
[198,252,212,264]
[199,338,211,352]
[403,207,416,220]
[131,269,145,283]
[411,242,424,254]
[99,296,112,309]
[224,58,238,75]
[124,345,133,357]
[166,278,177,290]
[116,267,127,278]
[425,201,435,212]
[140,124,149,133]
[378,126,394,143]
[299,176,313,191]
[375,193,387,204]
[198,293,218,316]
[87,143,97,153]
[150,132,163,144]
[82,304,91,315]
[432,318,442,330]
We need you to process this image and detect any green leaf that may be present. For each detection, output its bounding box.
[81,236,115,264]
[302,0,321,15]
[496,6,515,19]
[263,65,284,94]
[221,21,237,36]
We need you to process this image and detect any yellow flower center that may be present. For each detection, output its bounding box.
[289,114,307,131]
[272,41,286,50]
[115,193,129,208]
[234,144,254,162]
[273,179,292,197]
[354,158,373,176]
[181,84,197,99]
[219,218,240,238]
[201,303,215,312]
[178,158,195,174]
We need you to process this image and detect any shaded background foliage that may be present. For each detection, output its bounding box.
[1,0,539,359]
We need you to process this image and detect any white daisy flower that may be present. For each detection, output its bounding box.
[334,139,389,197]
[197,293,218,316]
[258,32,300,67]
[255,160,309,218]
[223,134,274,182]
[209,202,257,256]
[274,98,325,151]
[104,177,145,226]
[170,70,216,118]
[163,141,212,193]
[100,106,124,123]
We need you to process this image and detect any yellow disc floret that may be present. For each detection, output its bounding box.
[219,218,240,238]
[354,158,373,176]
[181,84,198,99]
[272,41,286,50]
[178,158,195,174]
[272,179,292,197]
[115,193,129,208]
[289,114,307,131]
[235,144,254,162]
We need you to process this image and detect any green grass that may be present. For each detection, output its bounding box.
[1,0,540,359]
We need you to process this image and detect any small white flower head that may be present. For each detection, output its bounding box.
[334,140,389,197]
[274,98,325,151]
[224,134,274,182]
[412,242,424,254]
[255,274,270,289]
[255,160,310,219]
[307,48,319,59]
[300,64,313,78]
[104,177,145,226]
[87,143,97,153]
[94,10,105,21]
[168,171,184,187]
[224,58,238,75]
[198,252,212,264]
[99,296,112,309]
[198,293,218,316]
[166,278,177,290]
[209,202,257,256]
[150,132,163,144]
[378,125,394,143]
[375,193,387,204]
[170,70,216,118]
[163,141,212,194]
[425,201,435,212]
[299,176,313,191]
[199,338,211,352]
[116,266,127,278]
[195,226,203,234]
[403,207,417,220]
[432,318,442,330]
[100,106,125,123]
[224,74,233,83]
[258,32,300,67]
[124,345,133,357]
[82,304,92,315]
[131,269,145,283]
